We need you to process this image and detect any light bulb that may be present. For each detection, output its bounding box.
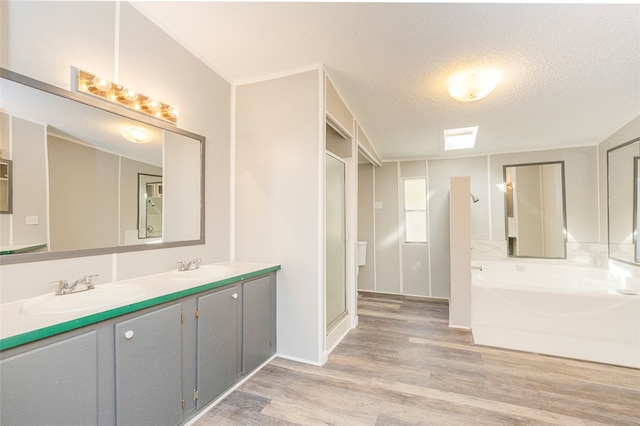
[165,105,179,119]
[91,75,112,93]
[119,87,139,102]
[144,98,161,112]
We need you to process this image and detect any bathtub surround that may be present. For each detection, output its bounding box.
[471,260,640,368]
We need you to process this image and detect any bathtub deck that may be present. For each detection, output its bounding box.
[195,292,640,425]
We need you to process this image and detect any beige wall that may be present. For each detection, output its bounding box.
[359,145,603,299]
[48,135,120,251]
[357,163,375,291]
[6,117,48,249]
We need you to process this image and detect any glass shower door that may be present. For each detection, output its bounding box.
[326,152,347,331]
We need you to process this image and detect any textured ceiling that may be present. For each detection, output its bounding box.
[132,2,640,160]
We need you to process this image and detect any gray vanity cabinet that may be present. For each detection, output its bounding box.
[0,270,277,425]
[0,331,99,425]
[114,303,183,426]
[195,284,241,408]
[242,274,277,374]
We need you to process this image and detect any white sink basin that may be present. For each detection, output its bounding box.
[20,284,148,316]
[170,264,236,282]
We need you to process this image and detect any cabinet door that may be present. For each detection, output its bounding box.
[242,274,276,374]
[196,285,240,408]
[0,331,98,425]
[115,303,182,426]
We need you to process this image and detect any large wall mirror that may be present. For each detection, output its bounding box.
[503,161,567,259]
[0,69,205,264]
[607,137,640,265]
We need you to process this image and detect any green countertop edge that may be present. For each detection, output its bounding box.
[0,265,281,351]
[0,243,48,255]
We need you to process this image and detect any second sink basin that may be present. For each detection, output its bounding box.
[170,264,236,282]
[20,284,148,316]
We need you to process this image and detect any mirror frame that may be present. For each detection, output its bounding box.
[606,136,640,266]
[0,68,205,265]
[503,161,567,259]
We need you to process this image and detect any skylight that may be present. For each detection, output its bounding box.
[443,126,478,151]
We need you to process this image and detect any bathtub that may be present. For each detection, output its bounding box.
[470,261,640,368]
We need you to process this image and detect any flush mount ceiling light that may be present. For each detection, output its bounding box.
[444,126,479,151]
[448,70,500,102]
[73,68,178,124]
[120,126,153,144]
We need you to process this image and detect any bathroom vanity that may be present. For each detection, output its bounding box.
[0,262,279,425]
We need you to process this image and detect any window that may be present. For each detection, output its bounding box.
[403,178,427,243]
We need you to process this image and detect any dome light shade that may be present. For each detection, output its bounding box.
[121,126,153,144]
[448,71,500,102]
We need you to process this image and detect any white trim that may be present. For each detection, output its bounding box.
[358,144,382,167]
[372,166,378,292]
[487,155,493,239]
[235,63,324,87]
[114,1,120,82]
[596,146,601,248]
[318,68,326,362]
[325,314,353,356]
[43,123,51,251]
[229,85,236,261]
[383,142,598,163]
[425,160,433,296]
[277,352,327,367]
[396,163,404,293]
[326,112,353,140]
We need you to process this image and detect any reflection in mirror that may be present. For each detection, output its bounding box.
[636,157,640,262]
[504,162,566,259]
[138,174,163,240]
[607,138,640,265]
[0,68,205,264]
[0,159,12,213]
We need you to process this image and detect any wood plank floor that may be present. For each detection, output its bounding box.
[195,292,640,425]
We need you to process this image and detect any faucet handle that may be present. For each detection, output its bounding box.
[50,280,69,295]
[85,274,99,289]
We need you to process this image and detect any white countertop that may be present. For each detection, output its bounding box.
[0,261,280,350]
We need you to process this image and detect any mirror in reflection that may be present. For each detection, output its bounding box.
[138,173,163,240]
[0,69,204,263]
[607,138,640,265]
[0,158,12,213]
[504,161,566,259]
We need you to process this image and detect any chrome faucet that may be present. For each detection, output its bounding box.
[177,258,201,272]
[54,274,99,295]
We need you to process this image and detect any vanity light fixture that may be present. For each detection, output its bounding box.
[120,126,153,144]
[448,70,500,102]
[73,68,178,124]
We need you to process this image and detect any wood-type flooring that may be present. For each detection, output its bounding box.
[195,292,640,425]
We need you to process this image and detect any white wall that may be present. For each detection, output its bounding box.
[235,69,324,364]
[0,1,231,301]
